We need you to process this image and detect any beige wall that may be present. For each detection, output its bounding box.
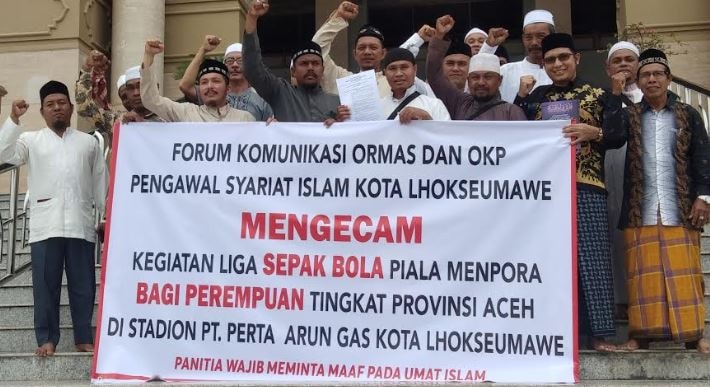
[619,0,710,89]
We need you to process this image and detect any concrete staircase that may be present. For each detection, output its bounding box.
[0,194,709,385]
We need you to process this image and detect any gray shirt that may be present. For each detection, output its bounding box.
[243,32,340,122]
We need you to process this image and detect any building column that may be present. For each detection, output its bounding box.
[111,0,165,105]
[535,0,572,34]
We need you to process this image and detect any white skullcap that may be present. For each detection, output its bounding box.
[523,9,554,28]
[469,53,500,74]
[465,28,488,40]
[607,41,640,60]
[116,74,126,90]
[124,66,141,82]
[225,43,243,55]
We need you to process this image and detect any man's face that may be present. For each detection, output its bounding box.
[606,49,639,83]
[385,60,416,94]
[125,79,143,111]
[40,93,73,130]
[638,63,671,100]
[467,71,502,100]
[198,73,228,107]
[443,54,470,90]
[291,54,324,88]
[224,52,243,82]
[543,47,579,85]
[466,33,487,55]
[522,23,552,63]
[354,36,385,71]
[118,86,131,110]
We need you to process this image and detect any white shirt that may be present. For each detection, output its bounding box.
[0,118,108,243]
[381,86,451,121]
[498,58,552,103]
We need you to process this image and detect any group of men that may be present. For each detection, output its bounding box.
[0,0,707,358]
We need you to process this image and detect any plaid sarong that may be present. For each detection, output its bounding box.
[624,224,706,342]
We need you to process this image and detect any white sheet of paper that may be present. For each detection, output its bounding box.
[336,70,384,121]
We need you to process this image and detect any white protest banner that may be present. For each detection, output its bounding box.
[92,120,578,384]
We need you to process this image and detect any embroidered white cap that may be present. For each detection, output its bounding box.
[469,53,500,74]
[124,66,141,82]
[464,27,488,40]
[523,10,555,28]
[607,41,640,60]
[225,43,243,55]
[116,74,126,90]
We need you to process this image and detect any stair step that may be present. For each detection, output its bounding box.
[0,326,95,353]
[0,303,98,327]
[0,266,102,286]
[0,282,101,305]
[1,351,709,382]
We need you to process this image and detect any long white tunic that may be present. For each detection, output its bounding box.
[0,118,108,243]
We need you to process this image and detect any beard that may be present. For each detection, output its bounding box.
[473,94,495,103]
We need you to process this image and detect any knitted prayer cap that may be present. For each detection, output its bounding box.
[638,48,669,74]
[357,24,385,45]
[198,59,229,81]
[291,41,323,64]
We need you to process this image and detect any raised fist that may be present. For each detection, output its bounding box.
[248,0,270,17]
[83,50,110,74]
[203,35,221,53]
[610,71,627,96]
[144,39,165,56]
[336,1,358,21]
[418,24,436,42]
[518,75,536,98]
[435,15,455,38]
[11,100,29,124]
[486,28,509,46]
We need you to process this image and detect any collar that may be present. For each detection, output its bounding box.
[521,57,544,69]
[203,104,231,118]
[640,90,677,113]
[390,84,417,102]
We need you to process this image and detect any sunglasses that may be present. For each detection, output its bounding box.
[543,52,574,65]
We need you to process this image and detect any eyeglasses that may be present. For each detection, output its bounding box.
[224,58,242,66]
[543,52,574,65]
[638,70,668,80]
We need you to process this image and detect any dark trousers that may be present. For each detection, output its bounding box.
[31,237,95,346]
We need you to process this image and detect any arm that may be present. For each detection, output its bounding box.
[426,37,465,110]
[425,16,464,110]
[599,91,626,149]
[140,39,188,122]
[400,24,434,58]
[0,102,30,166]
[688,106,710,196]
[312,3,357,93]
[242,0,284,102]
[479,28,508,55]
[178,35,222,103]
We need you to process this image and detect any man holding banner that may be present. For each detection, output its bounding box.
[515,33,625,352]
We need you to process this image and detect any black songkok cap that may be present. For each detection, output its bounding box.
[638,48,670,74]
[446,37,472,58]
[39,80,70,104]
[381,47,415,70]
[494,45,510,62]
[541,33,576,56]
[357,24,385,45]
[198,59,229,81]
[291,41,323,64]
